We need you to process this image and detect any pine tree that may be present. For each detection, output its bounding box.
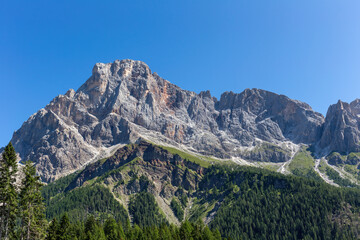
[202,226,214,240]
[103,217,118,240]
[212,228,222,240]
[0,142,18,240]
[58,214,70,240]
[84,215,96,239]
[117,221,126,240]
[84,215,106,240]
[46,218,59,240]
[19,160,46,240]
[179,220,193,240]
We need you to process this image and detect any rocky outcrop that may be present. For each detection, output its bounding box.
[326,152,360,166]
[319,99,360,154]
[239,143,292,163]
[8,59,343,182]
[216,90,324,145]
[67,141,204,196]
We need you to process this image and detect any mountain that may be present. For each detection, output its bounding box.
[10,59,340,182]
[42,141,360,239]
[319,99,360,154]
[8,59,360,239]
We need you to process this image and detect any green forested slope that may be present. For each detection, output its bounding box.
[41,143,360,239]
[44,184,128,224]
[201,166,360,239]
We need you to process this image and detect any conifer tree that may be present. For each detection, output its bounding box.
[46,218,59,240]
[103,217,119,240]
[0,142,18,240]
[117,221,126,240]
[84,215,106,240]
[84,215,96,239]
[58,214,70,240]
[19,160,46,240]
[179,220,193,240]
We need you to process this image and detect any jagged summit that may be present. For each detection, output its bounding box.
[319,98,360,154]
[9,59,360,182]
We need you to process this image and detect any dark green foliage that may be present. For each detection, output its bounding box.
[44,184,128,224]
[84,215,96,235]
[19,160,47,240]
[36,145,360,239]
[0,142,18,240]
[84,215,106,240]
[325,166,358,188]
[128,191,167,227]
[46,218,59,240]
[58,214,71,240]
[292,168,323,182]
[201,165,360,239]
[139,175,152,191]
[176,187,188,208]
[170,198,184,221]
[0,145,48,239]
[179,220,193,239]
[45,216,221,240]
[180,194,188,208]
[103,217,125,240]
[42,172,78,205]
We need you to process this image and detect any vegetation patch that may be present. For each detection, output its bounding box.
[42,171,78,205]
[260,163,281,172]
[325,167,358,188]
[170,198,184,221]
[128,191,168,227]
[157,145,212,168]
[344,164,360,181]
[44,184,128,223]
[288,146,322,181]
[318,159,328,173]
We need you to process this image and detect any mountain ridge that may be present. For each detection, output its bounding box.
[9,59,360,182]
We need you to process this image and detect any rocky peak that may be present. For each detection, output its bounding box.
[319,99,360,154]
[9,59,356,182]
[77,60,152,102]
[90,59,152,79]
[216,88,324,144]
[350,99,360,116]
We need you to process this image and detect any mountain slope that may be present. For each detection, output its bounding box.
[11,59,328,182]
[41,142,360,239]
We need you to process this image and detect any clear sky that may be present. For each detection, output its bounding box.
[1,0,360,147]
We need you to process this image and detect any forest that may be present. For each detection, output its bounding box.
[1,142,360,240]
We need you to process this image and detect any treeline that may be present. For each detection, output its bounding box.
[46,214,221,240]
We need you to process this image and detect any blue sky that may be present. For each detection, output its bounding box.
[1,0,360,147]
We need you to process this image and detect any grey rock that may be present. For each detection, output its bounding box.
[239,143,292,163]
[10,59,327,182]
[319,99,360,154]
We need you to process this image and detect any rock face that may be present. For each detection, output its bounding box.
[67,141,203,196]
[11,59,357,182]
[319,99,360,154]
